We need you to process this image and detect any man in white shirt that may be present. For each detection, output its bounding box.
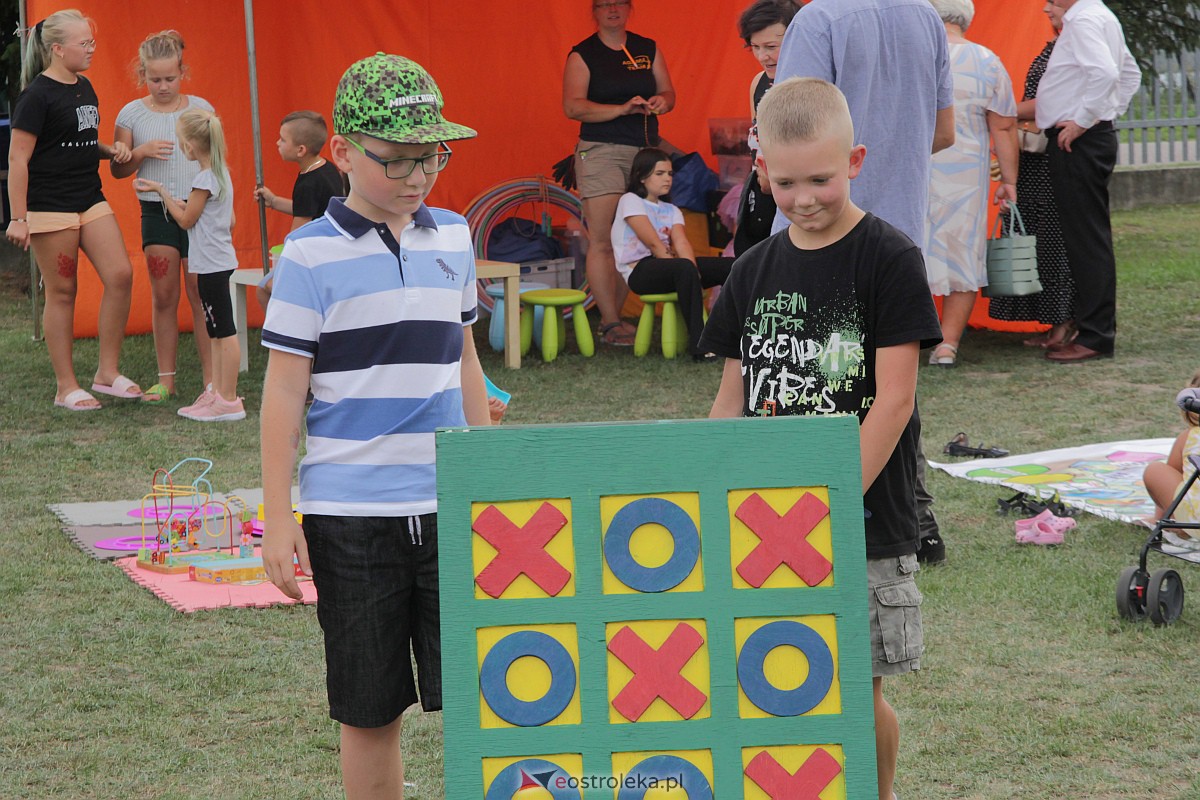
[1036,0,1141,362]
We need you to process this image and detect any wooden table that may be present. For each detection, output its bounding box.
[228,259,523,373]
[477,259,521,369]
[229,267,265,372]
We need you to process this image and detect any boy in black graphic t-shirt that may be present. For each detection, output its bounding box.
[699,77,941,800]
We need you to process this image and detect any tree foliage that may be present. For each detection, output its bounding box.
[1109,1,1199,77]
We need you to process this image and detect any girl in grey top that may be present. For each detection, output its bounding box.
[112,30,214,404]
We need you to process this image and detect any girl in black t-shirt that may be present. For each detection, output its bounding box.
[6,10,142,410]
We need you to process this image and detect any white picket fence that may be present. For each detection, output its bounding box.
[1117,50,1200,165]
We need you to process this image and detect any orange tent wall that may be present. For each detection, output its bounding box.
[27,0,1056,337]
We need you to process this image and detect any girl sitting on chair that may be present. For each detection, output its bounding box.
[610,147,731,362]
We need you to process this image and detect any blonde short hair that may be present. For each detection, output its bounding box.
[755,77,854,149]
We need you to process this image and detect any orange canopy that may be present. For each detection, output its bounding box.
[26,0,1055,336]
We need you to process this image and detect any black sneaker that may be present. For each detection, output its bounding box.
[917,533,946,565]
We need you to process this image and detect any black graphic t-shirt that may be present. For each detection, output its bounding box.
[699,214,942,557]
[291,160,345,220]
[11,74,105,212]
[571,32,659,147]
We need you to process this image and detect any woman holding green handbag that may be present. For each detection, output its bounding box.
[922,0,1019,368]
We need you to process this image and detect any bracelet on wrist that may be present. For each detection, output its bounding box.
[11,218,26,224]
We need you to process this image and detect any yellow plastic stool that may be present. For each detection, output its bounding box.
[634,293,689,359]
[519,289,595,362]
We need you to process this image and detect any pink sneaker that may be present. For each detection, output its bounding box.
[181,393,245,422]
[177,385,215,418]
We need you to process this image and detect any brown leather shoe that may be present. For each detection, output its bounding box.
[1045,343,1112,363]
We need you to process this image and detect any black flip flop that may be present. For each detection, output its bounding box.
[943,432,1009,458]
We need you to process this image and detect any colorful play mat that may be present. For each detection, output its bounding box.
[47,486,310,613]
[929,438,1174,526]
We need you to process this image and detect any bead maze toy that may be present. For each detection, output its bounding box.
[135,459,229,573]
[134,459,271,583]
[436,415,880,799]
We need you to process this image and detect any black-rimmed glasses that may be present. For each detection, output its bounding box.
[344,137,452,179]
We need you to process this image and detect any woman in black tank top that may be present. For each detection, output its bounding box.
[563,0,676,345]
[733,1,795,256]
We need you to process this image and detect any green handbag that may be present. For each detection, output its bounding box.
[983,205,1042,297]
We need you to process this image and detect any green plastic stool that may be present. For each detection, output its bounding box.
[634,293,689,359]
[519,289,595,362]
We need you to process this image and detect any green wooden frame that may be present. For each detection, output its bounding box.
[437,415,877,798]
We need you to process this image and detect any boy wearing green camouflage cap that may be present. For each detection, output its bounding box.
[260,53,489,799]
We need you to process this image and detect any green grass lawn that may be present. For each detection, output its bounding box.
[1,205,1199,799]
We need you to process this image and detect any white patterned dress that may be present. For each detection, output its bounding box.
[923,41,1017,295]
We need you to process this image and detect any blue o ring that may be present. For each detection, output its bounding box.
[737,620,834,716]
[479,630,576,726]
[484,757,582,800]
[617,754,713,800]
[604,497,700,592]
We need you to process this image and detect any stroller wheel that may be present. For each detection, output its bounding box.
[1115,566,1148,622]
[1146,569,1184,626]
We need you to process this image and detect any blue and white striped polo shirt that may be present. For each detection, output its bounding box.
[262,198,477,517]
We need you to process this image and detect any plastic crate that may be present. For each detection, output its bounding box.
[520,257,576,290]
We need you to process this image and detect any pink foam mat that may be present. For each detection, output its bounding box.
[114,550,318,613]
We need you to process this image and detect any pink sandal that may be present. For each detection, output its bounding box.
[91,375,143,399]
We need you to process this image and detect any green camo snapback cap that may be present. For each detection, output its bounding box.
[333,53,477,144]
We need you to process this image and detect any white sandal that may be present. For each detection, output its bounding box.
[928,343,958,368]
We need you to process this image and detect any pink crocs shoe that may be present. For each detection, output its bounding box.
[1016,520,1065,546]
[1015,508,1076,537]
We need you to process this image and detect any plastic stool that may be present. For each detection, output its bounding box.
[520,289,595,362]
[634,293,689,359]
[485,281,549,352]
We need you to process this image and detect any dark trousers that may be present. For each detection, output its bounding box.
[915,434,938,540]
[627,256,732,354]
[1046,124,1118,353]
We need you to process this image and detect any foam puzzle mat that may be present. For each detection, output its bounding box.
[930,438,1174,525]
[114,548,317,613]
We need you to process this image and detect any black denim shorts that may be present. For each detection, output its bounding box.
[304,513,442,728]
[139,199,189,256]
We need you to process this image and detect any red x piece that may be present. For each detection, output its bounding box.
[473,503,571,598]
[735,492,831,587]
[607,623,707,721]
[744,749,842,799]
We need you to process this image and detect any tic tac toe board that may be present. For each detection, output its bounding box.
[436,415,877,799]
